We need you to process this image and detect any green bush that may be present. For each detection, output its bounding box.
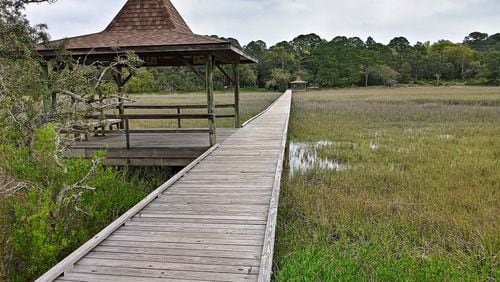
[0,125,163,281]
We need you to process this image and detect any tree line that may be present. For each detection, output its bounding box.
[128,32,500,93]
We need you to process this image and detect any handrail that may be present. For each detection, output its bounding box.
[85,113,215,120]
[122,104,235,110]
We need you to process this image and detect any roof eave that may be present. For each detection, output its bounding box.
[38,42,258,64]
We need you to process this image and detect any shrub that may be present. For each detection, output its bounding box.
[0,125,162,281]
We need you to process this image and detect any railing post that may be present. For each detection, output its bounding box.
[177,108,182,128]
[125,117,130,150]
[118,99,125,129]
[232,64,241,128]
[41,62,51,114]
[205,54,216,146]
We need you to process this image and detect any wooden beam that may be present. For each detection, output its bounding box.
[41,61,51,114]
[84,113,215,120]
[122,104,235,110]
[205,54,216,146]
[216,64,234,84]
[179,56,205,83]
[232,64,241,128]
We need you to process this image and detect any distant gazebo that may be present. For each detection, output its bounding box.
[291,76,307,92]
[37,0,257,146]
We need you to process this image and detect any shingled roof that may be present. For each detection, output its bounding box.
[38,0,256,65]
[106,0,193,33]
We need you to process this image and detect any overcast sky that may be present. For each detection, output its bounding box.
[25,0,500,46]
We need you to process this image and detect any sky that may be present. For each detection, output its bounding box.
[25,0,500,47]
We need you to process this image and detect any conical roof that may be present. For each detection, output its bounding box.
[106,0,192,34]
[291,76,307,84]
[38,0,257,66]
[39,0,224,50]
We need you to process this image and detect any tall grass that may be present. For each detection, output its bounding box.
[276,86,500,281]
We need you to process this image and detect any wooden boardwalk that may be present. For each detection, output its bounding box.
[38,90,292,282]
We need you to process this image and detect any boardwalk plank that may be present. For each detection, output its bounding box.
[70,266,258,281]
[101,240,263,253]
[76,258,260,275]
[86,251,261,267]
[93,246,262,260]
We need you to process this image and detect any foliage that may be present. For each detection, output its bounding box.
[266,68,291,92]
[0,3,160,280]
[0,125,161,281]
[276,87,500,281]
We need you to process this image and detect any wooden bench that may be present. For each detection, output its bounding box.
[72,119,122,141]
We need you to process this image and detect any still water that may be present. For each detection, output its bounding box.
[287,140,350,177]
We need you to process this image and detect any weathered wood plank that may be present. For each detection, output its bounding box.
[70,266,258,282]
[58,272,193,282]
[120,225,266,235]
[100,240,263,253]
[129,217,268,225]
[86,251,261,267]
[93,245,261,260]
[112,230,264,241]
[76,258,260,275]
[125,221,267,230]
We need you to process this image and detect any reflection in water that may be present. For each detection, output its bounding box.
[288,141,350,177]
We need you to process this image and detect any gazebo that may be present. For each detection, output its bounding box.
[290,76,307,92]
[37,0,257,148]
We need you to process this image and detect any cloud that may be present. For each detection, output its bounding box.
[25,0,500,46]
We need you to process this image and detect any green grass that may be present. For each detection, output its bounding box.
[127,91,281,128]
[276,86,500,281]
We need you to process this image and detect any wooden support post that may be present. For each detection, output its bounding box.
[51,92,57,114]
[179,57,205,83]
[125,117,130,150]
[177,108,182,128]
[205,54,216,146]
[114,65,126,129]
[232,64,241,128]
[41,62,51,114]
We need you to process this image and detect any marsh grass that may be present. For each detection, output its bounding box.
[123,91,281,128]
[276,86,500,281]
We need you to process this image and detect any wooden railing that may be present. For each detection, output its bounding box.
[84,104,237,149]
[122,104,236,128]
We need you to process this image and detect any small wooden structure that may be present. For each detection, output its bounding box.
[290,76,307,92]
[37,0,257,151]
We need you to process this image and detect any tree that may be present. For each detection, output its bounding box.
[444,44,476,80]
[464,32,489,51]
[480,50,500,85]
[290,33,323,73]
[244,40,267,59]
[360,49,381,87]
[265,68,291,92]
[388,37,413,82]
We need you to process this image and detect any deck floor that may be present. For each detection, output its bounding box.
[40,91,292,282]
